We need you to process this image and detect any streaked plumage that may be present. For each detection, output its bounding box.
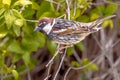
[34,15,116,46]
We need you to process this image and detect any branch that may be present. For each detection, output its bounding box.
[66,0,70,20]
[53,48,67,80]
[20,6,25,13]
[46,44,60,67]
[44,63,52,80]
[24,19,39,22]
[64,54,102,80]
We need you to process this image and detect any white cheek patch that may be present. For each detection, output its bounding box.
[43,19,55,34]
[43,23,52,34]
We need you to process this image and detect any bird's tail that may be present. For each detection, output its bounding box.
[90,15,116,30]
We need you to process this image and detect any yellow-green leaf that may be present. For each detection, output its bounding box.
[13,25,21,36]
[47,40,57,55]
[12,9,23,18]
[22,52,30,65]
[67,47,74,56]
[76,42,84,51]
[14,19,23,27]
[20,0,32,6]
[32,2,40,10]
[7,40,24,53]
[70,61,80,67]
[2,0,11,6]
[14,0,32,6]
[4,10,15,29]
[105,4,118,16]
[90,13,100,21]
[0,8,5,16]
[12,70,19,80]
[0,33,7,38]
[102,20,113,28]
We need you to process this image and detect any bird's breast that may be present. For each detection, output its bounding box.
[48,33,87,45]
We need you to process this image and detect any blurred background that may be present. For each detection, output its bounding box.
[0,0,120,80]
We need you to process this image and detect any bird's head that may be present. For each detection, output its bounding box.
[34,17,55,34]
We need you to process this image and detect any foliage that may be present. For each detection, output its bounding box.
[0,0,117,80]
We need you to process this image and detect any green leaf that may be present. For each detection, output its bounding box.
[0,24,8,38]
[0,15,5,26]
[0,33,7,38]
[39,11,55,19]
[0,8,5,16]
[12,54,22,63]
[82,59,98,71]
[77,15,89,22]
[21,33,45,52]
[13,24,21,36]
[97,5,105,14]
[35,32,45,48]
[7,40,24,54]
[47,40,57,55]
[70,9,81,19]
[14,0,32,6]
[12,70,19,80]
[36,1,53,18]
[90,13,100,21]
[67,47,74,56]
[70,61,80,67]
[12,9,23,18]
[104,4,118,16]
[22,52,30,65]
[2,0,11,6]
[102,19,113,28]
[14,19,23,27]
[19,0,32,6]
[32,2,40,10]
[22,6,35,19]
[4,10,15,29]
[76,42,84,51]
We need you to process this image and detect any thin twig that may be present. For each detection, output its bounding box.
[46,44,60,67]
[26,64,31,80]
[103,0,120,5]
[73,49,81,64]
[20,6,25,13]
[45,0,63,7]
[53,48,67,80]
[57,14,66,19]
[44,63,52,80]
[92,34,103,50]
[64,67,71,80]
[24,19,39,22]
[2,68,29,79]
[0,37,9,47]
[66,0,70,20]
[111,39,120,48]
[64,54,101,80]
[73,0,76,18]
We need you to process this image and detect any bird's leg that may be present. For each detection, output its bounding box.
[59,45,72,51]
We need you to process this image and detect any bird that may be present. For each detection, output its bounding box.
[34,15,116,47]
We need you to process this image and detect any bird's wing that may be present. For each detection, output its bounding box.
[52,18,90,35]
[52,15,116,35]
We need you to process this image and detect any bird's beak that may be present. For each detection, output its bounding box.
[34,26,39,31]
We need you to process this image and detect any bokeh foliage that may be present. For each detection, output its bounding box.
[0,0,117,80]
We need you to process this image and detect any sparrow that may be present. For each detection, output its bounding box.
[34,15,115,47]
